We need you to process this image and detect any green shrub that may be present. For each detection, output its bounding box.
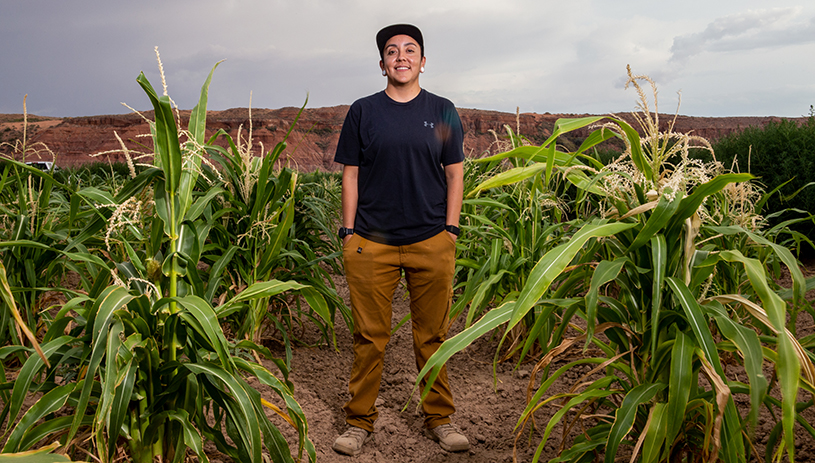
[712,117,815,254]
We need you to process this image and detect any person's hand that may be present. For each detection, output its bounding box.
[343,235,353,246]
[446,231,458,242]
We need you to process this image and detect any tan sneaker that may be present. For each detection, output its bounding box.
[428,423,469,452]
[332,426,371,456]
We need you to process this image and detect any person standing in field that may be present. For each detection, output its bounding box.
[332,24,469,456]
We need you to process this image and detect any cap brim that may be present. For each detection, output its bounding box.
[376,24,423,57]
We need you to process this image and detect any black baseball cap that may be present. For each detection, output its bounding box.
[376,24,423,59]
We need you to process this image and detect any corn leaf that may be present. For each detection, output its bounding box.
[204,244,239,303]
[625,190,682,254]
[650,234,667,363]
[607,116,652,182]
[641,403,668,463]
[99,320,124,453]
[667,277,746,461]
[219,280,308,313]
[187,186,225,222]
[717,250,799,459]
[475,144,584,165]
[234,358,313,462]
[75,186,115,206]
[6,336,72,430]
[413,301,515,405]
[183,363,264,463]
[707,301,766,430]
[468,163,546,196]
[605,383,666,463]
[299,286,332,342]
[258,194,295,276]
[563,167,608,196]
[544,142,556,188]
[666,278,720,374]
[546,116,607,147]
[68,286,134,447]
[189,60,222,145]
[136,72,182,194]
[107,360,137,459]
[584,257,627,348]
[17,416,94,456]
[0,260,48,366]
[540,386,618,459]
[577,126,618,155]
[508,221,636,335]
[2,384,74,452]
[0,442,81,462]
[466,269,510,328]
[175,295,234,373]
[709,225,806,308]
[666,330,694,451]
[668,174,754,230]
[145,409,210,463]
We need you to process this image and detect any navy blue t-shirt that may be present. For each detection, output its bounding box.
[334,89,464,245]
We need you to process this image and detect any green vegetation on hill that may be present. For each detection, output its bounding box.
[712,116,815,255]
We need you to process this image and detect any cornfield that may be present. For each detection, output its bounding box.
[419,67,815,463]
[0,52,345,463]
[1,54,814,463]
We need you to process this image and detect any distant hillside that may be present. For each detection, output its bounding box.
[1,107,804,171]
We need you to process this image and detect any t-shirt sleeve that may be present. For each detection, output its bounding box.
[440,102,465,166]
[334,103,362,166]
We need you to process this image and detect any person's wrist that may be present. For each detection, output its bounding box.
[338,227,355,239]
[444,224,460,236]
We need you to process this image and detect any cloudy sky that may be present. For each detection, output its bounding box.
[2,1,814,118]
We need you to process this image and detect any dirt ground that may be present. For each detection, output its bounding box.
[261,275,538,463]
[249,262,815,463]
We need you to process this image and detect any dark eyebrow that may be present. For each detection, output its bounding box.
[385,42,418,49]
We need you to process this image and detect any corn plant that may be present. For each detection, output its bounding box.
[1,57,314,463]
[0,159,72,352]
[0,107,140,387]
[200,114,349,354]
[450,124,612,360]
[418,67,814,462]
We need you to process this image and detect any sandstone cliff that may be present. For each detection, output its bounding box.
[1,108,802,172]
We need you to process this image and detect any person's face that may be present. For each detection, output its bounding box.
[379,34,425,85]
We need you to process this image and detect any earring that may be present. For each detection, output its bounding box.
[420,67,425,73]
[382,70,387,76]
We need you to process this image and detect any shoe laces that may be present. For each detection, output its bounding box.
[434,423,460,438]
[344,426,369,441]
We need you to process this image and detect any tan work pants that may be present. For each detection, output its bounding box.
[342,231,457,432]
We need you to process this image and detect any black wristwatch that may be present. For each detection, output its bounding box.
[338,227,355,239]
[444,225,460,236]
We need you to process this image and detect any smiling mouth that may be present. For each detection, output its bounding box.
[395,66,410,71]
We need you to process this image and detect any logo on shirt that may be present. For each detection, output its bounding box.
[424,121,435,129]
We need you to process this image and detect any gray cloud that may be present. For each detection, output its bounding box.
[670,8,814,64]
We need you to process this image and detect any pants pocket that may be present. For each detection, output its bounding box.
[342,233,361,252]
[441,230,457,246]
